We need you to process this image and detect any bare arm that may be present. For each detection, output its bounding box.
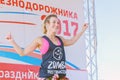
[6,33,42,56]
[60,23,88,46]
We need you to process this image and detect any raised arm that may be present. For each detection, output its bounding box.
[6,33,42,56]
[60,23,88,46]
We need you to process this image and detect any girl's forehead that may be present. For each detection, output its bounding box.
[50,17,58,21]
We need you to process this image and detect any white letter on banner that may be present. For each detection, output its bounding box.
[21,72,27,79]
[33,72,38,79]
[15,72,22,80]
[28,70,33,79]
[4,71,10,78]
[10,71,15,78]
[0,71,4,78]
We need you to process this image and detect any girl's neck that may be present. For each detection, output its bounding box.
[46,32,56,39]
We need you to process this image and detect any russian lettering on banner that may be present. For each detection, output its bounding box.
[0,63,39,80]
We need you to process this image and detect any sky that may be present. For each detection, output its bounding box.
[96,0,120,80]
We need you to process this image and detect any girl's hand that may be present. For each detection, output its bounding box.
[6,33,14,42]
[81,23,88,32]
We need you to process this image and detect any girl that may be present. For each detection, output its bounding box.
[6,14,88,80]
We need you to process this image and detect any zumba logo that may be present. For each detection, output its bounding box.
[53,47,63,60]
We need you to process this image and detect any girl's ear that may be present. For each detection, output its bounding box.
[45,23,49,30]
[45,23,48,27]
[46,22,50,27]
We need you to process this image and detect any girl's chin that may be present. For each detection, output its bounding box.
[53,30,58,33]
[50,29,58,34]
[51,31,57,34]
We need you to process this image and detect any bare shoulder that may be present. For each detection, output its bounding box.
[33,36,43,44]
[35,36,42,40]
[59,36,66,43]
[59,36,66,41]
[59,36,72,46]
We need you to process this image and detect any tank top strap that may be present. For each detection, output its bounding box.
[56,36,63,46]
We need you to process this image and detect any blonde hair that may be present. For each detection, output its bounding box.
[42,14,58,34]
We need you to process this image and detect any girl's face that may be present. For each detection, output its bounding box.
[46,17,60,33]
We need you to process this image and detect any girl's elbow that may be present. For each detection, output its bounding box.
[19,51,27,56]
[19,53,25,56]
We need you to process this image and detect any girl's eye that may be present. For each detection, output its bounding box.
[57,22,60,24]
[50,21,55,23]
[53,21,56,23]
[50,21,59,24]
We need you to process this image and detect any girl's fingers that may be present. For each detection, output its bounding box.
[82,23,88,31]
[84,23,88,27]
[6,33,12,40]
